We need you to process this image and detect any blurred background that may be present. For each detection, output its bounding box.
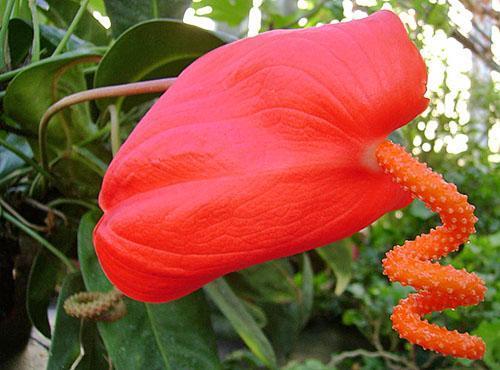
[0,1,498,369]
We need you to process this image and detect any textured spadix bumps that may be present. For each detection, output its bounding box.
[94,11,428,303]
[376,141,486,359]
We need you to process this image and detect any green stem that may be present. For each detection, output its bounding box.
[76,125,110,146]
[0,197,47,232]
[71,146,107,177]
[0,167,32,188]
[0,0,16,70]
[39,78,175,172]
[52,0,90,56]
[0,136,52,179]
[1,210,76,272]
[152,0,159,18]
[109,105,120,156]
[28,0,40,62]
[47,198,98,211]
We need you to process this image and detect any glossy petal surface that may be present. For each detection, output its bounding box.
[94,10,428,302]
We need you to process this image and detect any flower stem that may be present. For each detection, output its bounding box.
[0,197,47,232]
[28,0,40,62]
[109,105,121,156]
[38,78,175,172]
[152,0,159,18]
[52,0,90,56]
[47,198,98,211]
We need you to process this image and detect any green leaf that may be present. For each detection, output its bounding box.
[26,249,60,338]
[38,23,93,51]
[42,0,110,46]
[388,129,405,146]
[6,18,89,65]
[204,278,278,369]
[4,50,102,156]
[409,199,433,220]
[94,19,230,112]
[426,3,451,34]
[50,148,107,199]
[89,0,107,15]
[473,319,500,368]
[283,358,332,370]
[26,218,79,338]
[47,272,109,370]
[192,0,252,27]
[12,0,31,20]
[103,0,191,37]
[7,18,33,67]
[241,300,268,329]
[234,259,297,304]
[0,132,32,179]
[78,211,222,370]
[316,242,352,296]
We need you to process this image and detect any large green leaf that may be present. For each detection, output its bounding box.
[94,19,230,112]
[103,0,191,37]
[204,278,278,369]
[42,0,110,46]
[316,242,353,296]
[78,211,222,370]
[47,272,109,370]
[4,50,102,156]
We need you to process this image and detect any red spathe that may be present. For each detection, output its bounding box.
[94,10,428,302]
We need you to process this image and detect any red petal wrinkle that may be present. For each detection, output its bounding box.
[94,10,428,302]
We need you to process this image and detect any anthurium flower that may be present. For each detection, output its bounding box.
[94,10,428,303]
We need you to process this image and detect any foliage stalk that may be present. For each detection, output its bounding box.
[52,0,90,56]
[152,0,159,18]
[1,210,76,272]
[109,105,121,156]
[47,198,98,211]
[28,0,40,62]
[39,78,175,172]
